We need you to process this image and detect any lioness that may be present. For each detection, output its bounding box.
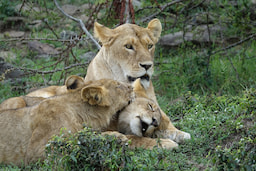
[85,19,191,142]
[0,78,177,166]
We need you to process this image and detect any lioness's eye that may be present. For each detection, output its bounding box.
[148,103,154,111]
[147,44,153,49]
[125,44,134,50]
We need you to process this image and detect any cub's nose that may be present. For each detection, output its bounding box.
[151,118,158,127]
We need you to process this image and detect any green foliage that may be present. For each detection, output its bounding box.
[0,0,17,19]
[44,127,133,170]
[213,137,256,171]
[154,41,256,100]
[167,89,256,170]
[42,127,196,170]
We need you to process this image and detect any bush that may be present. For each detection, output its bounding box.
[44,127,133,170]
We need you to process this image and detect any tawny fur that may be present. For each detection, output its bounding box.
[104,79,178,150]
[116,79,161,137]
[0,79,133,166]
[86,19,191,143]
[0,96,45,112]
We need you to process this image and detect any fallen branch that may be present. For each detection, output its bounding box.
[53,0,101,50]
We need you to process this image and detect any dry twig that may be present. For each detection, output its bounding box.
[139,0,183,23]
[0,38,72,42]
[20,62,89,75]
[53,0,101,50]
[211,33,256,55]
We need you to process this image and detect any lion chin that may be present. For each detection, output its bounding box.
[127,74,150,88]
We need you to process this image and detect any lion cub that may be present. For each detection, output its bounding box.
[104,79,178,150]
[117,79,161,137]
[0,79,133,165]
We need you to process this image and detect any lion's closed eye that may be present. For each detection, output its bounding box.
[148,103,154,111]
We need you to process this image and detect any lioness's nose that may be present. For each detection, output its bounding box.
[139,63,152,70]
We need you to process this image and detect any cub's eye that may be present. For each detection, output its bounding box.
[125,44,134,50]
[147,44,153,49]
[148,103,154,111]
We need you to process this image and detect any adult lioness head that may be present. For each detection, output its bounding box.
[85,19,162,89]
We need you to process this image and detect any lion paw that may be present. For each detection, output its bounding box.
[168,130,191,143]
[102,131,128,143]
[154,130,191,143]
[158,139,178,149]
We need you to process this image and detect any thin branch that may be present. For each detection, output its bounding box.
[43,19,59,39]
[0,38,73,42]
[206,12,212,74]
[211,33,256,55]
[18,0,26,14]
[139,0,183,23]
[227,54,240,82]
[53,0,101,50]
[20,62,89,75]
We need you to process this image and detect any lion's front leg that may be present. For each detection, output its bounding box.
[102,131,178,149]
[146,84,191,143]
[155,110,191,143]
[102,131,129,143]
[125,135,178,149]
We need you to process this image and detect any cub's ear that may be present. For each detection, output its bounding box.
[81,85,111,106]
[94,22,116,45]
[65,75,85,90]
[147,18,162,43]
[133,78,148,98]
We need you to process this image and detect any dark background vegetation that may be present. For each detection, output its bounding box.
[0,0,255,170]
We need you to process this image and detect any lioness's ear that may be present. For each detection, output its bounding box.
[133,78,148,98]
[94,22,115,45]
[65,75,85,90]
[81,85,111,106]
[147,19,162,42]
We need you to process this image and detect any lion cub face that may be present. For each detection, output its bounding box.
[94,19,162,88]
[118,98,161,137]
[117,78,161,137]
